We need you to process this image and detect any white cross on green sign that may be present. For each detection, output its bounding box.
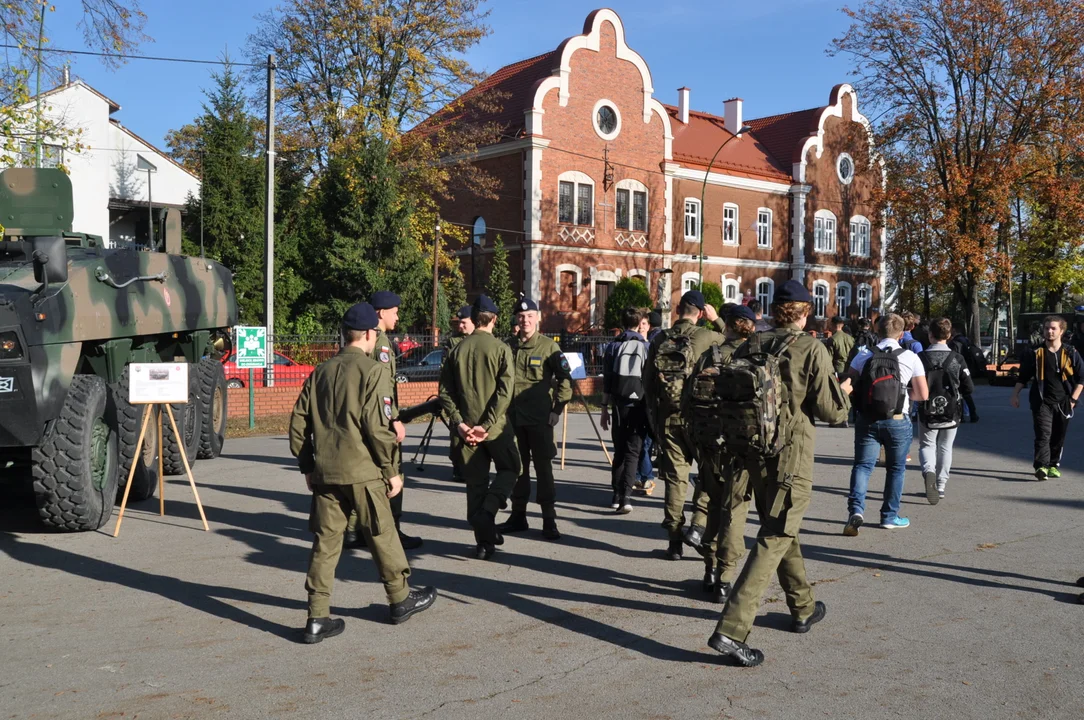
[235,326,268,369]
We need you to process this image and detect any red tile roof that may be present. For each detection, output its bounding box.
[663,105,793,182]
[745,108,823,166]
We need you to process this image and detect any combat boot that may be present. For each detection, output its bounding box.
[683,524,705,550]
[389,586,438,625]
[395,519,423,550]
[302,617,345,644]
[542,517,561,541]
[707,632,764,667]
[666,535,684,561]
[469,508,503,546]
[343,529,366,549]
[497,511,529,533]
[713,581,733,605]
[791,601,827,634]
[703,565,721,594]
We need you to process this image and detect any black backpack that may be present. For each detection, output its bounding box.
[846,330,879,370]
[856,346,907,420]
[919,350,962,428]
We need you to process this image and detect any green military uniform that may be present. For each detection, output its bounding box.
[508,332,573,517]
[438,332,522,529]
[442,332,468,482]
[643,318,725,540]
[828,328,855,376]
[715,325,849,642]
[289,347,411,617]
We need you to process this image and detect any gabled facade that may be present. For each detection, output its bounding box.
[429,8,885,331]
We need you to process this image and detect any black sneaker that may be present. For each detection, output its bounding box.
[683,524,706,549]
[1076,576,1084,588]
[497,512,530,533]
[475,542,496,560]
[389,586,437,625]
[397,529,423,551]
[302,616,345,644]
[616,493,632,514]
[666,536,683,561]
[791,600,826,634]
[707,632,764,667]
[713,581,732,605]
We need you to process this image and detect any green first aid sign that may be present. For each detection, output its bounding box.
[235,326,268,369]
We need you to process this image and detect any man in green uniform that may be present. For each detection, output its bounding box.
[442,305,474,484]
[828,315,854,376]
[644,289,725,561]
[289,303,437,644]
[497,297,573,540]
[438,294,522,560]
[708,280,851,667]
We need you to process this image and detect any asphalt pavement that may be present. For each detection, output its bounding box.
[2,384,1083,719]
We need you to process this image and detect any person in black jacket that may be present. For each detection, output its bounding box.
[950,323,982,422]
[1010,316,1084,480]
[599,307,650,513]
[917,318,975,503]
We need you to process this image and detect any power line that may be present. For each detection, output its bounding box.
[0,43,264,67]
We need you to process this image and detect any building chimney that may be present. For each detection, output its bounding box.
[724,97,743,135]
[62,64,70,85]
[677,87,690,124]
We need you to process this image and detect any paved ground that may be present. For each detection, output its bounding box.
[2,384,1083,720]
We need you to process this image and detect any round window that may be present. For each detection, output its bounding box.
[597,105,617,135]
[837,153,854,184]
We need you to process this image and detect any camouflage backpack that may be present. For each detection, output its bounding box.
[652,332,700,418]
[685,331,798,460]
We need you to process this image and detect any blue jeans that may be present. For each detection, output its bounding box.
[638,435,654,480]
[848,416,913,523]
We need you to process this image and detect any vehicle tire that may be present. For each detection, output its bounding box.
[162,364,202,476]
[109,366,161,502]
[196,358,227,459]
[226,378,243,389]
[32,375,120,531]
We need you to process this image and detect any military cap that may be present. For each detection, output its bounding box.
[728,304,757,322]
[680,289,706,310]
[648,310,662,328]
[774,280,813,304]
[456,305,472,320]
[370,290,401,310]
[473,294,499,314]
[516,297,539,313]
[342,302,379,331]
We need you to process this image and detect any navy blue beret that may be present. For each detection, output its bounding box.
[370,290,401,310]
[457,305,472,320]
[728,304,757,322]
[516,297,539,313]
[342,302,379,331]
[472,294,499,315]
[680,289,706,310]
[774,280,812,304]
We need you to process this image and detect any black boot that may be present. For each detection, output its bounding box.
[497,511,530,533]
[714,580,733,605]
[542,517,561,541]
[791,601,827,634]
[395,519,423,551]
[302,616,345,644]
[683,524,705,550]
[343,529,362,548]
[470,509,503,546]
[707,632,764,667]
[666,535,684,561]
[703,565,721,594]
[389,586,437,625]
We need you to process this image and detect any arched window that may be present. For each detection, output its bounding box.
[814,209,837,253]
[681,271,700,292]
[558,171,594,226]
[857,283,872,318]
[615,179,648,233]
[755,277,774,311]
[836,281,852,318]
[849,216,871,257]
[472,217,486,246]
[812,280,830,319]
[723,278,741,303]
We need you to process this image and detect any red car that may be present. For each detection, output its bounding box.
[221,351,315,388]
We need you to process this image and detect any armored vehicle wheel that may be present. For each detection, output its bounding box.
[32,375,120,531]
[196,358,228,459]
[162,365,203,476]
[110,367,161,502]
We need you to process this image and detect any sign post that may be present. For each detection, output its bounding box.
[235,326,268,429]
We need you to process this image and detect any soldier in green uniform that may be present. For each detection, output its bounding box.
[442,305,474,484]
[438,295,522,560]
[644,289,725,561]
[707,280,852,667]
[289,302,437,644]
[497,298,573,540]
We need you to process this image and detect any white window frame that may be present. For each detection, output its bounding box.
[722,203,739,246]
[681,271,701,292]
[615,178,649,233]
[755,277,774,312]
[723,278,741,304]
[684,198,701,242]
[857,283,873,318]
[837,152,855,185]
[849,215,871,257]
[472,216,486,246]
[554,263,583,297]
[592,98,622,142]
[836,281,852,318]
[814,209,837,253]
[812,280,830,319]
[756,208,772,249]
[558,171,595,227]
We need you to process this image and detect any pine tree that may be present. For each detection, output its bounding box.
[486,235,516,336]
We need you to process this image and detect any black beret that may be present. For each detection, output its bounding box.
[516,297,539,313]
[456,305,472,320]
[680,289,706,310]
[473,294,499,315]
[370,290,401,310]
[728,304,757,322]
[342,302,379,331]
[774,280,812,304]
[648,310,662,327]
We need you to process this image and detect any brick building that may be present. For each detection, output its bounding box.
[429,8,885,331]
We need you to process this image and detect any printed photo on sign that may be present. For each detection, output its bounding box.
[562,352,587,380]
[129,363,189,404]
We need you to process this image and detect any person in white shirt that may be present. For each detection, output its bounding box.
[842,313,929,534]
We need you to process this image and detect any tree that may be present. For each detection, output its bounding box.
[485,235,515,337]
[604,277,652,331]
[833,0,1084,340]
[701,281,724,311]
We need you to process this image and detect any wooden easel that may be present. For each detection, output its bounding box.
[560,382,612,469]
[113,404,208,536]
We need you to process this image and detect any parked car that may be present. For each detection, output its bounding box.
[221,351,315,388]
[395,348,445,383]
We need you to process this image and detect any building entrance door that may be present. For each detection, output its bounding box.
[595,280,614,328]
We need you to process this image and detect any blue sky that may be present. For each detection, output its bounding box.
[45,0,857,150]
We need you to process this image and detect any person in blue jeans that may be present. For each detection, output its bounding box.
[843,313,929,534]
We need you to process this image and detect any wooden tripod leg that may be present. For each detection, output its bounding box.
[164,405,209,532]
[576,384,612,465]
[560,406,568,470]
[113,405,153,538]
[157,406,165,516]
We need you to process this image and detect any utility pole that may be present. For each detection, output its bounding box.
[431,222,441,347]
[34,4,45,168]
[264,54,276,386]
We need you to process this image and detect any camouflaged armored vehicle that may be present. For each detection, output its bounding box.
[0,168,238,531]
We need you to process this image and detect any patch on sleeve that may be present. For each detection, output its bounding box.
[559,355,571,373]
[379,346,391,363]
[383,396,393,419]
[529,356,543,368]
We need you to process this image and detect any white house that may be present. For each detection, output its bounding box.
[9,78,199,247]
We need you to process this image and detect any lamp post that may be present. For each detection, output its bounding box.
[697,124,752,289]
[136,154,158,250]
[431,221,441,347]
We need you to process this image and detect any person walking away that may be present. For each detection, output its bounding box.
[901,311,924,354]
[843,313,928,535]
[1010,316,1084,480]
[706,281,852,666]
[634,310,666,496]
[827,316,854,428]
[918,318,974,502]
[600,308,651,515]
[437,295,521,559]
[746,299,772,332]
[950,323,984,422]
[289,303,436,643]
[498,298,573,540]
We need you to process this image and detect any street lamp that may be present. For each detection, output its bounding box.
[697,124,752,289]
[431,221,441,347]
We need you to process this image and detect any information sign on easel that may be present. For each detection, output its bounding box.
[560,352,612,470]
[113,362,209,536]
